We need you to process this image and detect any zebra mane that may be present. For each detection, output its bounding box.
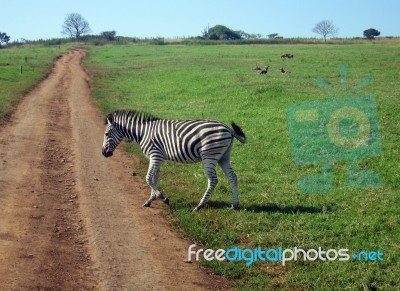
[110,109,160,124]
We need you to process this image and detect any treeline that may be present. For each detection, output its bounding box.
[6,35,399,48]
[8,35,141,47]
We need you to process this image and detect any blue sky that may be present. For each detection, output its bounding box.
[2,0,399,41]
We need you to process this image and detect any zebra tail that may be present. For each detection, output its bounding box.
[231,122,247,144]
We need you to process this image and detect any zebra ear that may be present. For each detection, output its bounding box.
[105,113,114,125]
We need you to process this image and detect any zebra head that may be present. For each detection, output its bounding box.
[102,113,123,158]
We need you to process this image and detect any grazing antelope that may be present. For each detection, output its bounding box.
[253,63,261,71]
[258,65,270,75]
[281,53,294,59]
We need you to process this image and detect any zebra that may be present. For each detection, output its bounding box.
[101,110,246,212]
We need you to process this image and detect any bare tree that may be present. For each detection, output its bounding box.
[61,13,91,38]
[312,20,338,43]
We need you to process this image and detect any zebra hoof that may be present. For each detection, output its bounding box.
[192,204,204,212]
[231,204,239,210]
[163,197,170,205]
[143,201,151,207]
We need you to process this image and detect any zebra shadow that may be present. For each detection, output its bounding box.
[206,200,233,209]
[245,203,333,214]
[203,201,333,214]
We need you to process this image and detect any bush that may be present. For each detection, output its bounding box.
[205,25,241,40]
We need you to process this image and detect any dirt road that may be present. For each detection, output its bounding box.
[0,50,231,290]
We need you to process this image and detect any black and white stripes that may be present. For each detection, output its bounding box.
[102,110,246,212]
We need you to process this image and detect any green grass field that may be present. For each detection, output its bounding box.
[84,43,400,290]
[0,45,68,124]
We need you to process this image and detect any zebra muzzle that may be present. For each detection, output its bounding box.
[102,148,113,157]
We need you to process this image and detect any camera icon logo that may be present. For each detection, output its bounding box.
[287,65,382,193]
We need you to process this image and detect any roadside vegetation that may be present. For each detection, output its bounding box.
[0,45,69,124]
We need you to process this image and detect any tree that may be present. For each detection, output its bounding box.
[205,25,241,40]
[0,32,10,46]
[61,13,91,38]
[101,31,117,41]
[237,31,261,39]
[363,28,380,39]
[267,33,279,39]
[201,26,209,38]
[312,20,338,43]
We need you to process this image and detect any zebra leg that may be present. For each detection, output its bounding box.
[153,167,169,205]
[219,158,239,210]
[143,159,169,207]
[193,158,218,212]
[143,160,161,207]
